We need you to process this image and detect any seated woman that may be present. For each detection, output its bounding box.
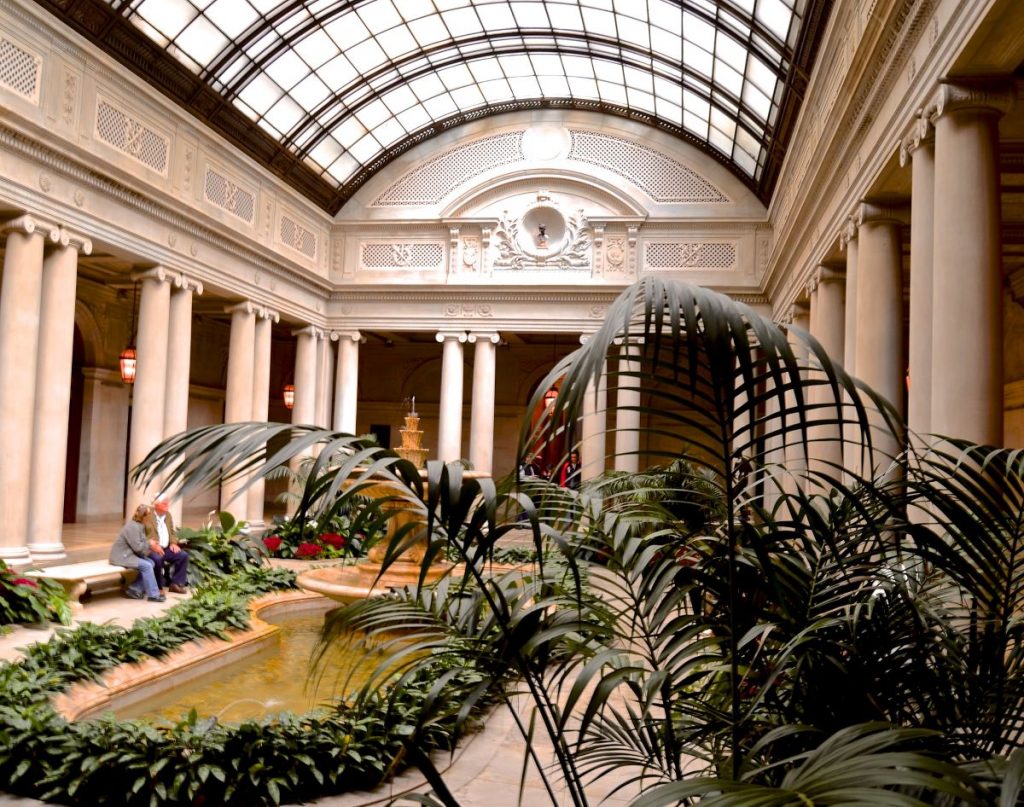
[109,504,165,603]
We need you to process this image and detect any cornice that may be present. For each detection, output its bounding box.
[0,124,332,296]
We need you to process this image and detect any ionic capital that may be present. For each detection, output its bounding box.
[898,111,934,167]
[171,272,203,295]
[292,324,325,340]
[839,217,858,249]
[435,330,467,344]
[334,329,364,343]
[467,331,501,344]
[225,300,256,316]
[1,214,60,242]
[930,80,1014,123]
[612,334,645,347]
[131,266,171,285]
[814,265,844,287]
[257,306,279,323]
[854,202,909,228]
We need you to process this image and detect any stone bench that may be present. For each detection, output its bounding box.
[26,562,138,612]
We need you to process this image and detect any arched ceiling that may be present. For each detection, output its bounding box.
[40,0,832,214]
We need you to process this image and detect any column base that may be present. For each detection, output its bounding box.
[27,542,67,563]
[0,546,33,567]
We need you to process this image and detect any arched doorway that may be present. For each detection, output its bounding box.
[63,325,85,523]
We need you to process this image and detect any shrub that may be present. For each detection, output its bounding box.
[0,561,71,629]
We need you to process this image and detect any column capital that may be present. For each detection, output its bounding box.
[256,306,279,323]
[467,331,500,344]
[839,216,858,249]
[172,272,204,295]
[435,330,467,344]
[579,332,597,346]
[292,324,326,339]
[780,301,809,326]
[334,329,364,343]
[898,110,934,167]
[813,265,844,287]
[930,80,1014,123]
[612,334,645,346]
[131,266,172,284]
[854,202,909,228]
[225,300,256,316]
[1,214,60,242]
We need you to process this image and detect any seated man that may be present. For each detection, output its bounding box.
[144,495,190,594]
[110,504,164,602]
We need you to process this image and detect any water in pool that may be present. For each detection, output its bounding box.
[115,605,402,724]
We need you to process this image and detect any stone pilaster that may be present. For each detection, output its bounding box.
[468,331,500,475]
[27,228,92,561]
[436,330,467,463]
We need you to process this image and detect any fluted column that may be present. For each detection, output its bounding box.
[930,83,1010,446]
[333,330,362,434]
[162,274,203,527]
[579,334,607,482]
[27,229,92,561]
[613,337,642,473]
[808,267,846,478]
[468,331,500,475]
[436,331,467,463]
[0,216,58,565]
[901,113,936,439]
[220,301,256,520]
[247,307,278,527]
[128,267,173,515]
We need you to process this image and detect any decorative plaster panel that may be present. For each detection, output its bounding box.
[0,33,40,104]
[203,165,255,224]
[643,241,738,271]
[360,242,445,270]
[94,97,170,175]
[279,213,317,260]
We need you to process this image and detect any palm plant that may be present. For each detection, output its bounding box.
[133,277,1024,805]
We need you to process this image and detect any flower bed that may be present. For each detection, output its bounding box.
[262,514,369,560]
[0,560,71,630]
[0,565,494,806]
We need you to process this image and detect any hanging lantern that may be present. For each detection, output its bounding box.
[283,384,295,409]
[119,346,137,384]
[120,281,139,385]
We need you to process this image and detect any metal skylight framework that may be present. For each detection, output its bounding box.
[45,0,830,212]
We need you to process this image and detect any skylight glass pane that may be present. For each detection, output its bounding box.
[265,95,304,132]
[617,15,650,47]
[206,0,259,39]
[334,117,367,147]
[294,30,339,68]
[374,117,406,147]
[326,152,359,183]
[511,1,549,27]
[324,13,369,50]
[442,7,483,36]
[582,7,616,37]
[177,17,228,65]
[479,78,515,101]
[349,132,381,162]
[546,3,584,32]
[756,0,792,41]
[397,104,431,130]
[567,75,599,98]
[291,75,331,108]
[347,39,387,72]
[267,51,308,90]
[137,0,196,40]
[408,15,450,46]
[508,75,541,97]
[598,80,627,105]
[308,137,343,169]
[238,74,283,114]
[358,0,403,33]
[382,85,418,113]
[378,26,418,58]
[318,55,358,91]
[451,84,485,107]
[477,4,517,29]
[356,98,391,129]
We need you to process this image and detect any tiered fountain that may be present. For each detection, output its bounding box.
[296,398,457,602]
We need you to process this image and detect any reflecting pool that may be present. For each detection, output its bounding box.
[115,602,399,723]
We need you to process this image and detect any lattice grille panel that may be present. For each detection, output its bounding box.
[0,37,40,102]
[280,216,317,259]
[361,243,445,269]
[95,100,169,174]
[204,168,255,223]
[569,131,728,204]
[372,132,524,206]
[645,242,737,270]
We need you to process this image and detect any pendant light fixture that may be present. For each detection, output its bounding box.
[119,282,139,384]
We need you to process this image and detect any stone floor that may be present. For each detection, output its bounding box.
[0,524,644,807]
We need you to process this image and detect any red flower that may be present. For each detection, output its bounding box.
[320,532,345,549]
[11,577,38,588]
[295,542,322,558]
[263,536,282,553]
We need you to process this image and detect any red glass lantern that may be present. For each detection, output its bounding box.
[283,384,295,409]
[119,346,137,384]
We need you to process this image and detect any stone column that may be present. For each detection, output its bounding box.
[613,338,642,473]
[839,220,860,476]
[579,334,607,482]
[220,301,256,521]
[808,267,846,477]
[27,228,92,561]
[784,304,810,487]
[315,334,334,429]
[468,331,500,475]
[162,274,202,526]
[854,203,906,467]
[333,330,362,434]
[930,83,1010,446]
[247,307,278,527]
[0,216,57,565]
[289,326,321,516]
[127,267,173,515]
[436,331,467,463]
[901,113,936,439]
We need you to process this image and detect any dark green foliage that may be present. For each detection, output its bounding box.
[0,560,71,628]
[175,510,267,583]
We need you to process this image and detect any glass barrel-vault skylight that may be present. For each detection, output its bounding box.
[102,0,809,200]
